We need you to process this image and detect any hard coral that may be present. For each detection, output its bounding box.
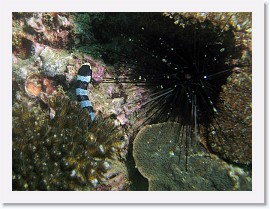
[12,95,127,191]
[133,122,251,191]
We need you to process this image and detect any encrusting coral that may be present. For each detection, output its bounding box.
[133,122,252,191]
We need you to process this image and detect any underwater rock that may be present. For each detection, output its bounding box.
[12,12,252,191]
[207,67,252,165]
[26,13,46,33]
[57,14,71,28]
[13,12,73,51]
[166,13,252,166]
[133,122,251,191]
[12,57,40,82]
[33,42,46,57]
[97,159,130,191]
[42,78,57,95]
[24,72,59,107]
[153,13,252,166]
[39,47,73,77]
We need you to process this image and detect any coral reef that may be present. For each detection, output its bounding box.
[25,74,42,98]
[83,12,252,169]
[12,94,129,191]
[12,12,136,191]
[12,12,252,191]
[25,74,57,99]
[39,47,74,77]
[207,67,252,165]
[12,13,72,62]
[133,122,251,191]
[70,13,106,59]
[168,13,252,166]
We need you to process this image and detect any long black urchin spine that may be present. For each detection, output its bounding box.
[76,63,95,121]
[89,13,243,169]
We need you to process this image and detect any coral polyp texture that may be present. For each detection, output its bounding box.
[12,95,128,191]
[12,12,252,191]
[133,122,251,191]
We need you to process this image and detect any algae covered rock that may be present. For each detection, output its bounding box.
[39,47,74,77]
[133,122,251,191]
[207,67,252,165]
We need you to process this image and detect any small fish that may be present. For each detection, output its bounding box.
[76,63,95,121]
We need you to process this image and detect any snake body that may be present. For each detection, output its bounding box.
[76,63,95,121]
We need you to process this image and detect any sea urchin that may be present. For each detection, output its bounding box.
[89,12,245,167]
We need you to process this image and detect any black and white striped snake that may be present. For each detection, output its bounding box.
[76,63,95,121]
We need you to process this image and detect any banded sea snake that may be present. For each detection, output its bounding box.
[76,63,95,121]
